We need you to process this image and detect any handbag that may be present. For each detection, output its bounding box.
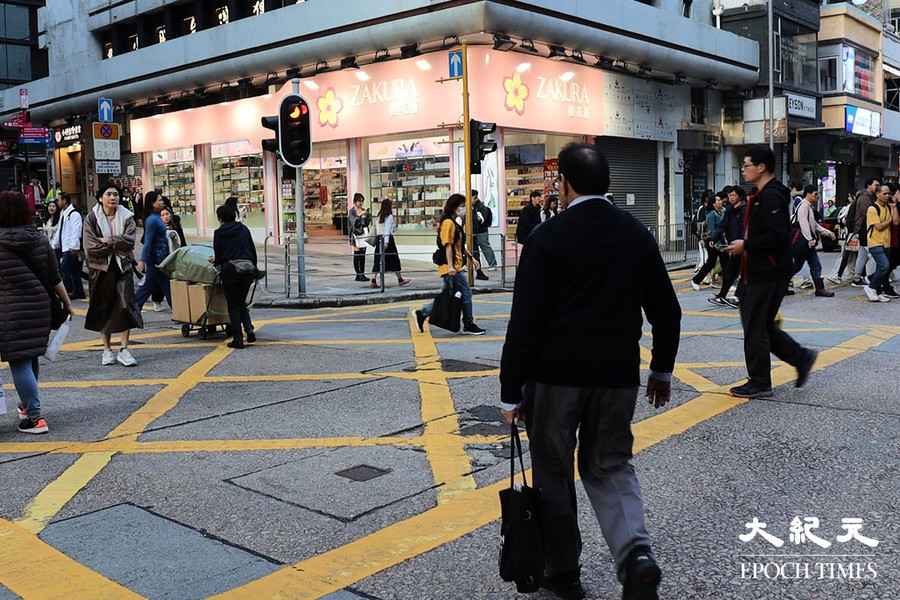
[498,423,544,593]
[427,276,462,333]
[225,259,259,279]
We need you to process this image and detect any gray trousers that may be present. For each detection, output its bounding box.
[473,232,497,268]
[523,382,653,583]
[854,245,870,279]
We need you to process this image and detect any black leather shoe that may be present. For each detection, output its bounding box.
[622,550,661,600]
[246,331,257,344]
[415,310,427,333]
[542,570,586,600]
[476,270,490,281]
[729,382,773,399]
[795,349,818,388]
[227,340,245,349]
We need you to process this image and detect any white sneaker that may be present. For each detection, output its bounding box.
[863,286,879,302]
[691,281,701,291]
[117,347,137,367]
[101,349,116,366]
[152,301,164,312]
[877,294,892,303]
[826,275,842,285]
[799,278,813,289]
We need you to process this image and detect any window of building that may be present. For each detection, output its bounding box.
[886,77,900,112]
[128,33,138,51]
[892,8,900,34]
[781,32,817,91]
[691,87,706,124]
[682,0,692,18]
[103,42,113,59]
[819,56,839,93]
[3,4,30,40]
[6,44,29,79]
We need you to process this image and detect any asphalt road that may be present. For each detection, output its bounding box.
[1,267,898,600]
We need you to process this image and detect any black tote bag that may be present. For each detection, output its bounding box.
[428,276,462,333]
[498,423,544,593]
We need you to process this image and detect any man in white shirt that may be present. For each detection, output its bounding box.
[57,193,86,299]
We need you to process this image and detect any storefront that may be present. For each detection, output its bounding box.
[51,122,86,208]
[152,146,196,228]
[129,47,689,245]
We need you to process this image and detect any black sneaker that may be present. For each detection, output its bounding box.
[246,331,257,344]
[415,310,427,333]
[796,349,818,389]
[729,382,774,399]
[462,323,486,336]
[622,551,661,600]
[707,296,727,307]
[476,270,490,281]
[722,297,740,309]
[18,417,49,435]
[883,287,900,299]
[354,274,369,282]
[227,340,245,349]
[543,570,586,600]
[850,277,867,288]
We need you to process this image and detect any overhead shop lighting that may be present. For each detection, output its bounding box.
[518,39,539,54]
[493,34,515,51]
[548,45,568,61]
[340,56,360,70]
[374,49,391,63]
[401,43,420,59]
[315,59,329,74]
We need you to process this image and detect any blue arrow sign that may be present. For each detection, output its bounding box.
[449,50,463,79]
[98,97,114,123]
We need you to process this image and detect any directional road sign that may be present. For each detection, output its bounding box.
[449,50,463,79]
[98,97,114,123]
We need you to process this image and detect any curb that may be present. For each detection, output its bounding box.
[253,286,511,309]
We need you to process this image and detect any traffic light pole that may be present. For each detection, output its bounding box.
[462,43,475,287]
[292,78,307,296]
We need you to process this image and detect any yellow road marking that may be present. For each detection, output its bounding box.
[0,519,145,599]
[15,453,115,534]
[410,312,475,504]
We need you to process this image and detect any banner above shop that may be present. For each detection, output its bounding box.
[466,48,683,142]
[131,54,462,153]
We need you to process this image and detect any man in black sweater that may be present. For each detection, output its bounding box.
[725,147,817,398]
[515,190,543,244]
[500,144,681,600]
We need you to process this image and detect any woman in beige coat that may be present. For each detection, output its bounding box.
[83,184,143,367]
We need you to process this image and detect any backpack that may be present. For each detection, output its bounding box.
[432,217,465,266]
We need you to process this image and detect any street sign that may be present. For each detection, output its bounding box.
[98,97,114,123]
[3,111,28,129]
[19,126,49,145]
[92,122,121,161]
[449,50,463,79]
[19,88,28,110]
[96,160,121,175]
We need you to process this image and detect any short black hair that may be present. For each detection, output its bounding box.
[744,146,776,175]
[529,190,542,199]
[864,177,880,188]
[803,184,818,196]
[217,205,237,223]
[558,143,610,196]
[471,189,479,198]
[0,191,30,227]
[733,186,747,200]
[96,183,123,201]
[790,181,803,191]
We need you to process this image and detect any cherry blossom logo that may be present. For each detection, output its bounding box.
[317,88,343,128]
[504,72,529,115]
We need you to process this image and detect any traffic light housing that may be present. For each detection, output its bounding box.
[260,94,312,168]
[469,119,497,175]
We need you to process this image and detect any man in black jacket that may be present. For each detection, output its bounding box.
[725,147,817,398]
[471,190,496,280]
[709,186,746,308]
[515,190,542,244]
[500,144,681,600]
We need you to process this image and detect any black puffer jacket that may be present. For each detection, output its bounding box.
[0,226,61,362]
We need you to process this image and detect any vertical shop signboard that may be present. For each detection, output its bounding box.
[93,122,121,175]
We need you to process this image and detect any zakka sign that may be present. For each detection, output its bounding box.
[131,55,462,152]
[467,48,681,141]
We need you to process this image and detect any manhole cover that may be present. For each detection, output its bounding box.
[334,464,392,482]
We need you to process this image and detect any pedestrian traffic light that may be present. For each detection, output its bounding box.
[469,119,497,175]
[260,94,312,168]
[279,94,311,168]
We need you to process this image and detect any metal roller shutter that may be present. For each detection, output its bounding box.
[593,137,658,228]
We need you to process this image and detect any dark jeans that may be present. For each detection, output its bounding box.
[523,383,652,583]
[134,263,171,309]
[739,279,807,388]
[692,242,721,285]
[223,277,254,341]
[59,251,85,299]
[353,247,367,275]
[9,357,40,418]
[868,246,891,293]
[715,252,741,299]
[792,241,822,280]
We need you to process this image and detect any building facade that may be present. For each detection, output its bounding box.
[2,0,759,245]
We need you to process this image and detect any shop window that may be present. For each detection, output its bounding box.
[152,148,196,230]
[368,136,451,229]
[886,78,900,112]
[212,142,264,229]
[818,57,838,93]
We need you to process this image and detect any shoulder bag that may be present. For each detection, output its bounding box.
[498,423,544,593]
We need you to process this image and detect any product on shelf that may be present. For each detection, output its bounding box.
[369,154,451,228]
